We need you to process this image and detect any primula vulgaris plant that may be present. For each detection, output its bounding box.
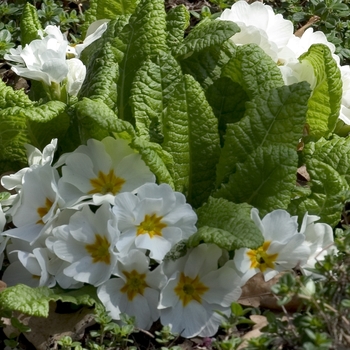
[0,0,345,340]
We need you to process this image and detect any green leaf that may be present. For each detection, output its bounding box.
[205,77,249,144]
[20,3,42,46]
[0,80,33,109]
[222,44,284,99]
[166,5,190,48]
[24,101,69,149]
[215,145,298,216]
[116,0,168,124]
[288,158,347,227]
[216,82,311,185]
[81,0,139,36]
[303,136,350,186]
[163,74,221,207]
[173,19,240,60]
[0,284,96,317]
[180,40,237,91]
[73,98,135,143]
[79,17,129,111]
[299,44,342,140]
[187,197,263,250]
[130,51,183,141]
[130,137,174,188]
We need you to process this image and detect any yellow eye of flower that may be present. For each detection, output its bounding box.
[88,169,125,195]
[85,234,111,265]
[120,269,149,301]
[36,197,54,224]
[174,273,209,307]
[247,241,279,272]
[137,214,167,238]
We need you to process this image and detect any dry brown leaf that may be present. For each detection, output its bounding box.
[237,315,269,350]
[0,280,7,292]
[4,302,95,350]
[238,273,300,311]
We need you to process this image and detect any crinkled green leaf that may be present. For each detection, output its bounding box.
[216,82,311,185]
[215,145,298,216]
[166,5,190,48]
[20,3,42,46]
[0,80,33,109]
[81,0,139,36]
[299,44,342,140]
[173,19,240,60]
[303,136,350,186]
[73,98,135,143]
[79,17,129,111]
[130,51,183,141]
[187,197,263,250]
[179,32,237,90]
[116,0,168,124]
[163,74,221,207]
[131,137,174,188]
[222,44,284,99]
[0,284,96,317]
[0,101,67,173]
[288,159,347,227]
[24,101,69,149]
[206,77,248,145]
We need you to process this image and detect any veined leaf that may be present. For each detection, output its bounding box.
[215,145,298,216]
[116,0,168,123]
[79,17,129,111]
[166,5,190,48]
[216,82,311,185]
[299,44,342,140]
[130,51,183,141]
[163,74,221,208]
[288,158,347,227]
[0,284,96,317]
[81,0,139,36]
[303,136,350,186]
[0,80,33,109]
[222,43,284,99]
[188,197,263,250]
[180,32,237,90]
[73,98,135,143]
[20,3,42,46]
[173,19,240,60]
[131,137,174,188]
[206,77,249,145]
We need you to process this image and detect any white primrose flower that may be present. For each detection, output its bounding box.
[97,249,166,330]
[339,65,350,125]
[50,203,119,286]
[158,244,243,338]
[219,0,294,63]
[65,58,86,96]
[68,20,109,58]
[4,27,68,86]
[113,183,198,262]
[233,208,310,282]
[2,246,55,288]
[58,137,155,206]
[3,163,64,245]
[299,213,338,277]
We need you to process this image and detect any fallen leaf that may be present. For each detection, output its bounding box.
[237,315,268,349]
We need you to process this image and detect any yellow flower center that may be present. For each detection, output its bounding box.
[174,273,209,307]
[36,198,54,224]
[85,234,111,265]
[137,214,167,238]
[246,241,279,272]
[88,169,125,195]
[120,269,149,301]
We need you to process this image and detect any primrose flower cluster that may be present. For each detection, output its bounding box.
[219,0,350,126]
[4,20,108,99]
[0,137,336,338]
